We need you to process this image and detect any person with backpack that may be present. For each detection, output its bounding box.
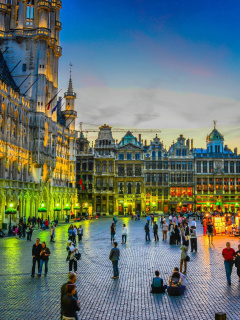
[145,222,150,241]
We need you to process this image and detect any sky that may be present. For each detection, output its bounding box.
[58,0,240,150]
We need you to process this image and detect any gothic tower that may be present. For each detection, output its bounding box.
[63,70,77,132]
[0,0,62,115]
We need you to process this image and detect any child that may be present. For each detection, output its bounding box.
[15,226,18,239]
[151,270,167,293]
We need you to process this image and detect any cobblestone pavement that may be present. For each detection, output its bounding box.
[0,217,240,320]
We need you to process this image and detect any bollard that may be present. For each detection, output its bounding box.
[215,312,226,320]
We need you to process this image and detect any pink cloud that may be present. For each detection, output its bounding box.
[80,74,106,87]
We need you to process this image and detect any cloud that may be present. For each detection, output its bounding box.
[74,86,240,150]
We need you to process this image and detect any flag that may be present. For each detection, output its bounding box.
[46,89,62,111]
[79,175,85,190]
[52,99,62,114]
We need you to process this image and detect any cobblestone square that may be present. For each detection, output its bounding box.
[0,217,240,320]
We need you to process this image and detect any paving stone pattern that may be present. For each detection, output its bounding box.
[0,217,240,320]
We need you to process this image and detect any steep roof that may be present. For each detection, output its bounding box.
[207,128,224,141]
[0,50,19,92]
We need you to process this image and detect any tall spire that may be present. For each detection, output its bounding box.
[65,62,76,98]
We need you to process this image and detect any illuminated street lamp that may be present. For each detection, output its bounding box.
[5,201,17,229]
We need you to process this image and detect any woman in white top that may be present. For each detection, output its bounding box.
[122,224,127,244]
[162,220,168,241]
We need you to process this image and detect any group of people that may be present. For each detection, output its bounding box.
[68,224,84,244]
[222,242,240,285]
[151,268,187,296]
[31,238,51,277]
[13,222,33,241]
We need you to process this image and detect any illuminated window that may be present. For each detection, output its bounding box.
[171,188,175,196]
[26,1,34,26]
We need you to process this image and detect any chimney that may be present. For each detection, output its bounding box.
[116,139,118,144]
[234,148,238,155]
[191,139,193,149]
[138,134,141,143]
[186,139,189,147]
[145,140,147,146]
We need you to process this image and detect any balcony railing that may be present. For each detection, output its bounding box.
[0,3,8,13]
[55,21,62,30]
[37,0,51,10]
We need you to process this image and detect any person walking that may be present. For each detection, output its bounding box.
[203,218,207,236]
[122,224,127,244]
[190,226,197,252]
[180,240,188,274]
[153,222,159,241]
[145,222,150,241]
[26,224,33,241]
[109,242,120,279]
[62,284,80,320]
[207,220,214,244]
[50,226,54,242]
[67,241,79,273]
[73,225,77,244]
[110,223,116,243]
[162,220,168,241]
[31,238,42,277]
[61,272,79,318]
[77,225,83,242]
[38,241,51,277]
[222,242,236,285]
[185,223,190,246]
[180,224,185,244]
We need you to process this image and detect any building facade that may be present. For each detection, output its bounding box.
[76,125,240,216]
[0,0,77,228]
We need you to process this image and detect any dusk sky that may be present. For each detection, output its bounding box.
[59,0,240,149]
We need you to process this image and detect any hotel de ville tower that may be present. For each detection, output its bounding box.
[0,0,78,228]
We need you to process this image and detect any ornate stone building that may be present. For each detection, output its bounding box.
[0,0,77,228]
[76,124,240,216]
[192,126,240,213]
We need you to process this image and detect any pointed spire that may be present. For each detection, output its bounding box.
[65,62,76,98]
[67,75,74,94]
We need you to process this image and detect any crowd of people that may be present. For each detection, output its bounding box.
[16,210,240,319]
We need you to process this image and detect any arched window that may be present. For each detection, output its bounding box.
[26,0,34,26]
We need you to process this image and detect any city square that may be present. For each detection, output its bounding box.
[0,218,240,320]
[0,0,240,319]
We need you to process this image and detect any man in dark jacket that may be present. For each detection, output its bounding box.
[31,238,42,277]
[62,284,80,319]
[109,242,120,279]
[153,222,159,241]
[145,222,150,241]
[61,272,78,317]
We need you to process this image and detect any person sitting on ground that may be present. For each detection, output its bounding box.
[0,229,5,238]
[174,267,188,287]
[167,270,186,296]
[151,270,167,293]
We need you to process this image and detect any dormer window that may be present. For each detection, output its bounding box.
[26,1,34,26]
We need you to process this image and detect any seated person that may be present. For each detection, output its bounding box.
[174,267,187,287]
[167,270,186,296]
[0,229,5,238]
[151,270,167,293]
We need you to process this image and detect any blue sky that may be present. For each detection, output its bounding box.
[59,0,240,149]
